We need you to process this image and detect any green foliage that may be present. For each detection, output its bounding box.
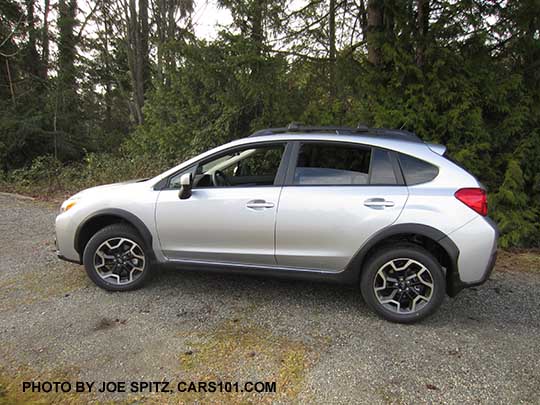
[492,160,538,248]
[126,35,300,162]
[1,0,540,247]
[0,153,166,199]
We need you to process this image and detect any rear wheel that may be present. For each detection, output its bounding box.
[360,244,445,323]
[83,224,153,291]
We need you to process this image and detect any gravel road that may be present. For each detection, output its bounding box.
[0,192,539,404]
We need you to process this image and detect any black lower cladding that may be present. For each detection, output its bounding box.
[56,251,82,264]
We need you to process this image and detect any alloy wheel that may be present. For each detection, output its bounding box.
[93,237,145,285]
[373,258,434,314]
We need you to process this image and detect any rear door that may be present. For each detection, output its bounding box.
[275,141,409,271]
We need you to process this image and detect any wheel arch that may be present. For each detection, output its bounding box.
[346,223,460,296]
[74,209,154,260]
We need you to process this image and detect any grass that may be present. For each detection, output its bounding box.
[0,316,321,404]
[174,319,314,403]
[0,262,89,312]
[0,365,87,405]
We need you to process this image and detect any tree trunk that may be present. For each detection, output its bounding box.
[366,0,383,65]
[57,0,78,123]
[155,0,166,86]
[329,0,336,98]
[56,0,80,156]
[139,0,150,92]
[41,0,50,79]
[251,0,264,56]
[166,0,176,83]
[5,59,15,105]
[154,0,193,88]
[102,1,112,129]
[58,0,77,89]
[416,0,429,68]
[359,0,367,37]
[127,0,143,124]
[24,0,41,78]
[125,0,150,124]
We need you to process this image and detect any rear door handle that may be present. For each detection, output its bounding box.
[364,198,395,209]
[246,199,275,209]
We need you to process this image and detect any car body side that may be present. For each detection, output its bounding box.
[55,132,498,295]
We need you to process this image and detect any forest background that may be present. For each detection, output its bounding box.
[1,0,539,247]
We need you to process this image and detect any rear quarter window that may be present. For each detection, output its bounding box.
[398,153,439,185]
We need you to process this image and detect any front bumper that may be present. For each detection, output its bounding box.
[55,213,82,263]
[54,237,81,264]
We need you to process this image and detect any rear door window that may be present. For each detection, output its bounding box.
[294,143,371,185]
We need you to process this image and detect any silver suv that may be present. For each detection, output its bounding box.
[55,125,498,323]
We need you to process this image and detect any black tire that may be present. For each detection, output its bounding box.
[83,224,154,291]
[360,243,445,323]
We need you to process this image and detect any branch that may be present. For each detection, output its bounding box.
[76,0,101,42]
[0,14,24,49]
[269,48,329,61]
[0,49,21,58]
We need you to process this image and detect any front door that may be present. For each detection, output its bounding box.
[155,142,288,265]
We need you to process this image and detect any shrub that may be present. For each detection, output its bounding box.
[0,153,170,199]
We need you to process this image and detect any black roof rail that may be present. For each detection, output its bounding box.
[249,122,370,137]
[248,123,423,143]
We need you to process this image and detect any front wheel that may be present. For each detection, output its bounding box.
[360,244,445,323]
[83,224,153,291]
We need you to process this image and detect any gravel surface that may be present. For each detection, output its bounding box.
[0,193,539,404]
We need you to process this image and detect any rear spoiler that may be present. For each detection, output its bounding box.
[427,143,446,155]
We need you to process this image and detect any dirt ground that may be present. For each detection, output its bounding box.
[0,193,539,404]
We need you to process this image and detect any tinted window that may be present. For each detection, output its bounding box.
[192,144,285,188]
[216,146,283,178]
[294,143,371,185]
[398,153,439,185]
[370,148,397,185]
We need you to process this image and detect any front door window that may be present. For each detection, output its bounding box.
[195,144,285,188]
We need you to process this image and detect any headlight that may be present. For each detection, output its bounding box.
[60,198,79,213]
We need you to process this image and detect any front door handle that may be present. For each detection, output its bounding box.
[364,198,395,209]
[246,199,275,209]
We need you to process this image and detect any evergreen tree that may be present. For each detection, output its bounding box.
[1,0,540,247]
[55,0,82,159]
[492,160,537,248]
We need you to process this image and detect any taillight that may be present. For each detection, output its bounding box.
[454,188,487,216]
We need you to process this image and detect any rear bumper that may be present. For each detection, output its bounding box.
[466,247,497,287]
[445,216,499,296]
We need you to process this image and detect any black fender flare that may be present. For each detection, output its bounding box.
[344,223,460,293]
[74,208,154,255]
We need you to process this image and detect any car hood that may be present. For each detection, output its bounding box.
[71,178,150,199]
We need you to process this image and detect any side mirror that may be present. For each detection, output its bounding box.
[178,173,192,200]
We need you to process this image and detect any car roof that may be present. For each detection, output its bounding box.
[248,124,423,144]
[237,125,428,156]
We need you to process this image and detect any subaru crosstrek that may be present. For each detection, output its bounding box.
[55,124,498,323]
